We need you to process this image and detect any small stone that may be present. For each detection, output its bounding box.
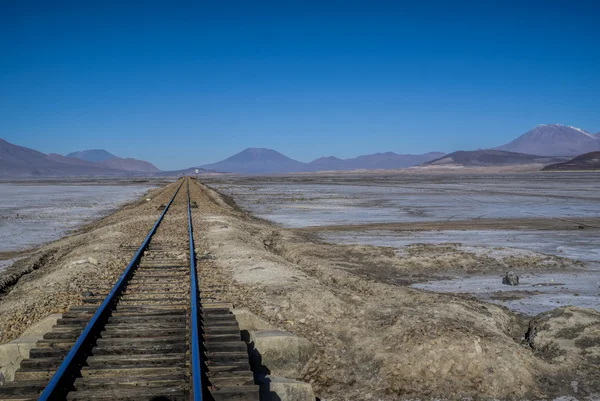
[299,318,307,324]
[502,271,519,286]
[87,257,98,266]
[82,291,94,297]
[351,295,362,302]
[146,198,151,202]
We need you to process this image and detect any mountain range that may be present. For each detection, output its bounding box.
[199,148,445,174]
[0,139,160,177]
[2,124,600,176]
[197,124,600,173]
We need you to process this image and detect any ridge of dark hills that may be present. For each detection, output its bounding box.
[424,149,568,167]
[542,151,600,171]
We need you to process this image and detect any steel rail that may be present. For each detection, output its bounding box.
[38,178,185,401]
[187,179,204,401]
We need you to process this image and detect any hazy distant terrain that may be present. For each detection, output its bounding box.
[200,148,445,174]
[307,151,445,171]
[0,139,160,177]
[3,124,600,176]
[66,149,117,162]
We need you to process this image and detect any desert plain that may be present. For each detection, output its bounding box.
[1,171,599,400]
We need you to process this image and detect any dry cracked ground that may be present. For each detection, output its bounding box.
[1,179,599,401]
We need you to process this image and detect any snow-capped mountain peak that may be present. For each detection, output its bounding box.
[495,124,600,156]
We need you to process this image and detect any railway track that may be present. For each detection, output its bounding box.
[0,178,258,401]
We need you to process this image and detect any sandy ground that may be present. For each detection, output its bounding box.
[1,178,599,400]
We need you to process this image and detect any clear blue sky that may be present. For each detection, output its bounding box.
[1,1,599,170]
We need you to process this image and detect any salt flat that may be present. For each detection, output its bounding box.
[209,172,600,227]
[207,172,600,315]
[0,180,157,262]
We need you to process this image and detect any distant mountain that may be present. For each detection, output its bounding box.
[201,148,445,174]
[308,156,346,171]
[495,124,600,156]
[424,150,568,167]
[542,151,600,171]
[99,157,159,173]
[66,149,159,173]
[308,152,445,171]
[66,149,116,162]
[200,148,307,174]
[46,153,96,166]
[595,132,600,139]
[0,139,160,177]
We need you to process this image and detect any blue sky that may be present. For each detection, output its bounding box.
[1,1,599,170]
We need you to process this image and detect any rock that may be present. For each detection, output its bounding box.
[199,251,213,260]
[502,271,519,286]
[0,314,61,381]
[258,376,315,401]
[82,290,94,297]
[351,295,363,302]
[249,330,315,378]
[87,257,98,266]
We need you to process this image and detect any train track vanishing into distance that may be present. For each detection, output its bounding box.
[0,178,259,401]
